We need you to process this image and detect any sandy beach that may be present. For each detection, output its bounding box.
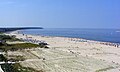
[6,31,120,72]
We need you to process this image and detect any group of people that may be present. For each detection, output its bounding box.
[69,38,87,42]
[21,34,45,44]
[68,37,120,48]
[20,38,45,44]
[100,42,120,48]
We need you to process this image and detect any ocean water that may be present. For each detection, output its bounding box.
[20,28,120,43]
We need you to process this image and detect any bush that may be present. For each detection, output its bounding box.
[0,35,21,41]
[1,63,44,72]
[0,54,7,62]
[39,43,49,48]
[0,43,41,51]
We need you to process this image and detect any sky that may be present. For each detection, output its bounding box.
[0,0,120,28]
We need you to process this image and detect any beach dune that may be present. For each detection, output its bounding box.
[7,32,120,72]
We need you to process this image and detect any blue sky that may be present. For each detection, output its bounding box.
[0,0,120,28]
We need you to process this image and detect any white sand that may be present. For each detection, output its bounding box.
[6,32,120,72]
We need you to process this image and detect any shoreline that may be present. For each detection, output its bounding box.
[32,34,120,44]
[4,31,120,72]
[8,31,120,48]
[16,28,120,44]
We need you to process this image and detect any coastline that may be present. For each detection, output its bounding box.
[18,28,120,44]
[7,31,120,48]
[4,31,120,72]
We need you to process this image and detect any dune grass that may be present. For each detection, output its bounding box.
[0,54,7,62]
[1,63,44,72]
[0,34,21,41]
[0,43,41,51]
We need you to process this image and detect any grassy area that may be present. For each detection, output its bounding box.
[0,32,3,34]
[0,43,41,51]
[0,54,44,72]
[0,34,21,41]
[1,63,44,72]
[0,54,7,62]
[0,34,49,51]
[0,34,47,72]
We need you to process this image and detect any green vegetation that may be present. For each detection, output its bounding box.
[0,43,41,51]
[0,34,47,72]
[1,63,44,72]
[0,32,3,34]
[0,34,20,41]
[0,34,49,51]
[0,53,43,72]
[0,54,7,62]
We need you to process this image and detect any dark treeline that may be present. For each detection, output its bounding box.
[0,27,43,32]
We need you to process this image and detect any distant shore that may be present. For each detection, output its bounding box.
[0,27,43,32]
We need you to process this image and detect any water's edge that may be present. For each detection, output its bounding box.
[19,28,120,44]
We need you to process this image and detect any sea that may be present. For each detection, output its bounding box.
[19,28,120,43]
